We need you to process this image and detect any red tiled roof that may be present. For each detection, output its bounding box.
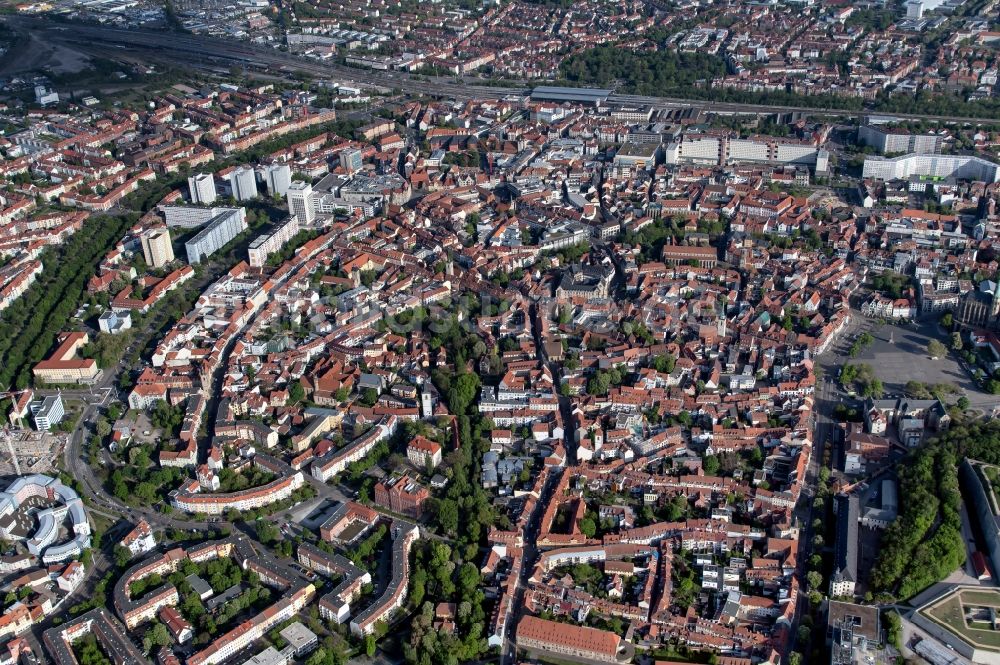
[517,615,621,657]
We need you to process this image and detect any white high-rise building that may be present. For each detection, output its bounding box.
[162,206,230,228]
[858,124,942,155]
[188,173,217,205]
[248,215,301,267]
[229,166,258,201]
[906,0,946,18]
[140,227,175,268]
[265,164,292,198]
[287,181,315,224]
[185,208,248,264]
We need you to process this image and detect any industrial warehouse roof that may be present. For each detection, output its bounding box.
[531,86,613,103]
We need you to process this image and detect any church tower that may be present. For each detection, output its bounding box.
[991,277,1000,317]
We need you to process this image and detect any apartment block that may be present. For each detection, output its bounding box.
[29,394,64,431]
[188,173,217,205]
[863,153,1000,182]
[229,165,258,202]
[373,475,429,518]
[858,124,942,154]
[264,163,292,197]
[287,181,315,224]
[248,216,301,268]
[185,208,248,264]
[141,227,175,268]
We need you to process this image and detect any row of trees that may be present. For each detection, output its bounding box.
[557,45,1000,120]
[348,524,387,569]
[405,307,498,663]
[213,584,272,629]
[217,466,275,493]
[904,380,963,404]
[847,332,874,358]
[0,213,133,390]
[265,229,320,267]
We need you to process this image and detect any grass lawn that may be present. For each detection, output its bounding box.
[923,590,1000,650]
[89,511,114,540]
[960,589,1000,607]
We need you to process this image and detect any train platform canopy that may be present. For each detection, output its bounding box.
[531,86,612,105]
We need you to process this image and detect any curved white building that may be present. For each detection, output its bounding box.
[0,475,91,564]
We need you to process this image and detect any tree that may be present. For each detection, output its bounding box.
[134,482,157,503]
[958,396,971,411]
[806,570,823,591]
[151,401,184,435]
[703,454,720,476]
[456,562,480,597]
[652,354,676,373]
[364,634,376,657]
[952,332,963,351]
[862,378,884,399]
[288,381,306,404]
[578,517,597,538]
[446,372,480,415]
[884,610,903,650]
[361,388,379,406]
[928,339,947,359]
[114,545,132,568]
[256,520,279,544]
[144,622,171,652]
[433,499,459,536]
[665,494,688,521]
[95,418,112,438]
[306,649,328,665]
[940,311,953,329]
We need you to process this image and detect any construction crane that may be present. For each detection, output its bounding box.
[0,389,37,477]
[2,428,18,477]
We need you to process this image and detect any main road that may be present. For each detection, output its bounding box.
[9,17,1000,125]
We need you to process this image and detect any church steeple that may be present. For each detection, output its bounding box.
[992,275,1000,317]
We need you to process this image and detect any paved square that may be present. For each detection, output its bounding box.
[846,320,1000,412]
